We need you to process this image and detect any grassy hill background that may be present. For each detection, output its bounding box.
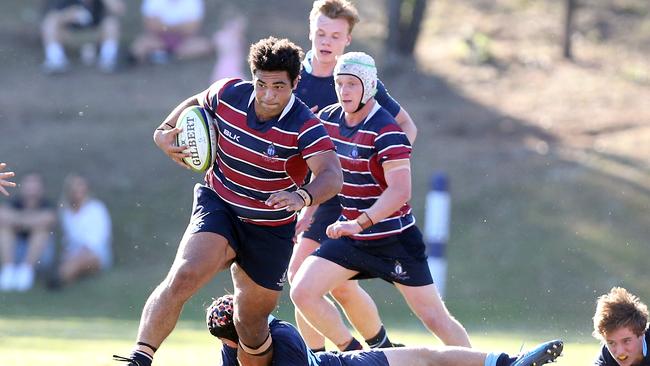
[1,0,649,351]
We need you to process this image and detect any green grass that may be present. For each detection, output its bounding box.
[0,317,599,365]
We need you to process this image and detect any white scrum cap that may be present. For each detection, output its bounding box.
[334,52,378,105]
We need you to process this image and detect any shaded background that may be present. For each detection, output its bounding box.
[1,0,649,343]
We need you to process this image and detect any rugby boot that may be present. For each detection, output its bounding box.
[511,339,563,366]
[113,354,144,366]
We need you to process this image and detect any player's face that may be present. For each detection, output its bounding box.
[335,74,363,113]
[253,70,296,120]
[309,14,351,66]
[603,326,644,366]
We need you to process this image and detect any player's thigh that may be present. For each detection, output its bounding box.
[394,282,449,318]
[169,231,235,281]
[382,347,441,366]
[292,255,358,298]
[287,237,320,283]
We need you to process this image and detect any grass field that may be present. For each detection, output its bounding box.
[0,317,599,366]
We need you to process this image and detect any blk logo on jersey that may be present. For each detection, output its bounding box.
[223,128,240,142]
[390,260,409,281]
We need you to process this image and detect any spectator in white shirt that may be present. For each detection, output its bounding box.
[50,174,111,289]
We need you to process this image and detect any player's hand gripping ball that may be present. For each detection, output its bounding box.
[175,106,217,173]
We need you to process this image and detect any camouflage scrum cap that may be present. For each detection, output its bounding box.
[206,294,238,343]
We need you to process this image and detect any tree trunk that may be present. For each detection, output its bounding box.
[563,0,577,60]
[385,0,430,59]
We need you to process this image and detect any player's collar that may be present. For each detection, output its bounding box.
[248,90,296,122]
[643,333,647,357]
[267,315,276,325]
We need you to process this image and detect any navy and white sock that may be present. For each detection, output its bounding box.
[130,350,153,366]
[343,338,363,351]
[366,325,393,348]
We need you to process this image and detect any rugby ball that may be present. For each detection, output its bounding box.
[175,106,217,173]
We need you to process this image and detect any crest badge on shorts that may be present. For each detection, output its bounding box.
[391,260,410,281]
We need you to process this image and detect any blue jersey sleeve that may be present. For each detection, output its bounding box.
[220,345,238,366]
[375,79,401,117]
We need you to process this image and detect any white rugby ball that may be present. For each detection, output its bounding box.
[175,106,217,173]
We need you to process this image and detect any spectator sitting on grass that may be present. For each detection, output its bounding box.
[41,0,125,74]
[49,174,112,289]
[0,173,56,292]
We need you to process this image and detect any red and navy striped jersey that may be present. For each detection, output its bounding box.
[295,54,403,210]
[198,78,335,226]
[318,102,414,240]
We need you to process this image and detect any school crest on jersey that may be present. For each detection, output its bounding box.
[264,143,278,162]
[390,260,409,281]
[350,144,360,159]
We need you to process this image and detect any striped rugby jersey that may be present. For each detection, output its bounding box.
[198,78,335,226]
[319,102,415,240]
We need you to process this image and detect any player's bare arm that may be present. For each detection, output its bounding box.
[394,108,417,144]
[0,163,16,196]
[153,95,201,169]
[294,204,318,236]
[327,159,410,239]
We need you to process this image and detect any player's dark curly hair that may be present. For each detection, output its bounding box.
[248,36,304,84]
[207,294,239,343]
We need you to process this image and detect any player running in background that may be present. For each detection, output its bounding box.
[592,287,650,366]
[288,0,416,351]
[291,52,471,349]
[114,37,342,366]
[207,294,563,366]
[0,163,16,196]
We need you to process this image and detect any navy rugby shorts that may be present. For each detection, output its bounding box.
[187,184,295,291]
[314,225,433,287]
[302,196,342,243]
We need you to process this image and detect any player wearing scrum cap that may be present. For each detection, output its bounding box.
[207,294,563,366]
[289,0,416,352]
[593,287,650,366]
[291,52,471,349]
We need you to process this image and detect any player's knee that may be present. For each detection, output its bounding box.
[329,282,359,305]
[289,282,317,309]
[166,265,202,298]
[420,311,453,333]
